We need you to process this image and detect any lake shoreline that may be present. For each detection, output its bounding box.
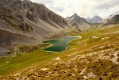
[43,36,81,52]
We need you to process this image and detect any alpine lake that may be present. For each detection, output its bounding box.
[43,36,81,52]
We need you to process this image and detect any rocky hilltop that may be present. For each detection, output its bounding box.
[66,13,91,31]
[105,15,119,25]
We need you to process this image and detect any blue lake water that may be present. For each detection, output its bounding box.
[43,36,81,52]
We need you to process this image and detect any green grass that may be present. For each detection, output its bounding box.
[0,48,62,75]
[0,24,119,79]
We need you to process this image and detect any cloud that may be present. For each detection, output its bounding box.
[31,0,119,19]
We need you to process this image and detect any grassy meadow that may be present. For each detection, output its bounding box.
[0,24,119,79]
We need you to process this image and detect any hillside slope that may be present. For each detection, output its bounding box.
[0,0,68,55]
[105,15,119,24]
[0,24,119,79]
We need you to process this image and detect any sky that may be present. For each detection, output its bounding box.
[31,0,119,19]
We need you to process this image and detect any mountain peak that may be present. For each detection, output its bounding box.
[66,13,90,31]
[71,13,81,19]
[86,16,102,23]
[73,13,79,17]
[93,16,102,19]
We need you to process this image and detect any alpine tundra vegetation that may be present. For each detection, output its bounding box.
[0,0,119,80]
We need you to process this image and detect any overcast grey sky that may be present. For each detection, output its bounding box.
[31,0,119,19]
